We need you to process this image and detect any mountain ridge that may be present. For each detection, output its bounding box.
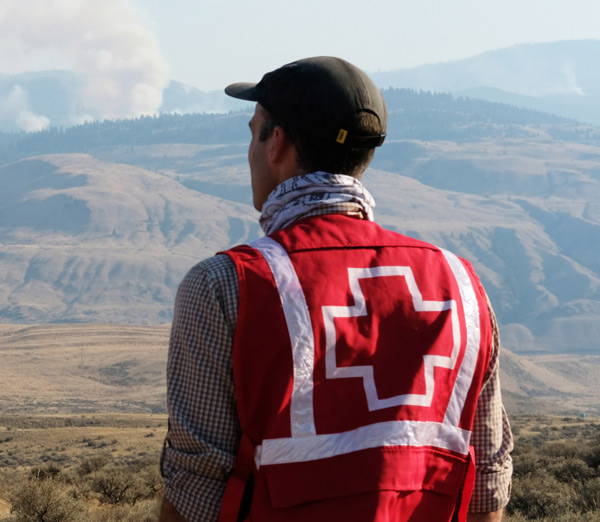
[371,39,600,126]
[3,40,600,132]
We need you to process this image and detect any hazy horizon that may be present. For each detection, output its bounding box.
[1,0,600,132]
[3,0,600,90]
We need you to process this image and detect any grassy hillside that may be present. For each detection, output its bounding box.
[1,324,598,416]
[0,324,169,414]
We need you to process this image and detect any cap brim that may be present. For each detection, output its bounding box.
[224,82,258,101]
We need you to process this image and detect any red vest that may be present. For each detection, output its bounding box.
[221,215,492,522]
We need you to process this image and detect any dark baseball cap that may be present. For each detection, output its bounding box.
[225,56,387,148]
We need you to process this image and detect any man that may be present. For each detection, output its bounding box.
[159,57,512,522]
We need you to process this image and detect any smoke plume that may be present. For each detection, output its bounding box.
[0,0,170,126]
[0,85,50,132]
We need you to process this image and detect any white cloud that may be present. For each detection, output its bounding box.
[16,111,50,132]
[0,0,170,122]
[560,64,585,96]
[0,85,50,132]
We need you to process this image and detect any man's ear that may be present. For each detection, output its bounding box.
[267,125,303,182]
[267,125,290,164]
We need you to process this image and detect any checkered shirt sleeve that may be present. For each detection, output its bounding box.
[468,301,514,513]
[161,254,241,522]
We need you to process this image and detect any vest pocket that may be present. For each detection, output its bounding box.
[262,446,466,509]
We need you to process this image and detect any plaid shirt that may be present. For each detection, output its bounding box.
[161,206,513,521]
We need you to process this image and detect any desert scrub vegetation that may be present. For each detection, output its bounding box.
[504,415,600,521]
[0,460,162,521]
[0,415,165,521]
[1,414,599,521]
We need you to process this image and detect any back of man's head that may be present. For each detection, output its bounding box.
[225,56,388,177]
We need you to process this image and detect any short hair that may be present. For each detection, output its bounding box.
[259,108,380,178]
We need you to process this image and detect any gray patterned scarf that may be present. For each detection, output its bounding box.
[259,172,376,235]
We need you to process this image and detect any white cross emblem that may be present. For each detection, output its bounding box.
[322,266,461,410]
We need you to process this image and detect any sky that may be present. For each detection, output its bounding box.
[147,0,600,90]
[146,0,600,91]
[0,0,599,131]
[1,0,600,92]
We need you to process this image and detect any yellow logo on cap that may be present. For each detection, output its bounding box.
[336,129,348,144]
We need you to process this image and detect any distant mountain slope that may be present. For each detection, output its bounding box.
[160,80,245,114]
[364,162,600,356]
[1,89,595,166]
[0,90,598,356]
[0,154,259,323]
[2,138,598,355]
[3,41,600,134]
[372,40,600,96]
[101,135,600,356]
[371,40,600,126]
[2,42,597,137]
[453,86,600,127]
[499,349,600,415]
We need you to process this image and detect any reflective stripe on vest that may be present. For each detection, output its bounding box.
[251,235,481,469]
